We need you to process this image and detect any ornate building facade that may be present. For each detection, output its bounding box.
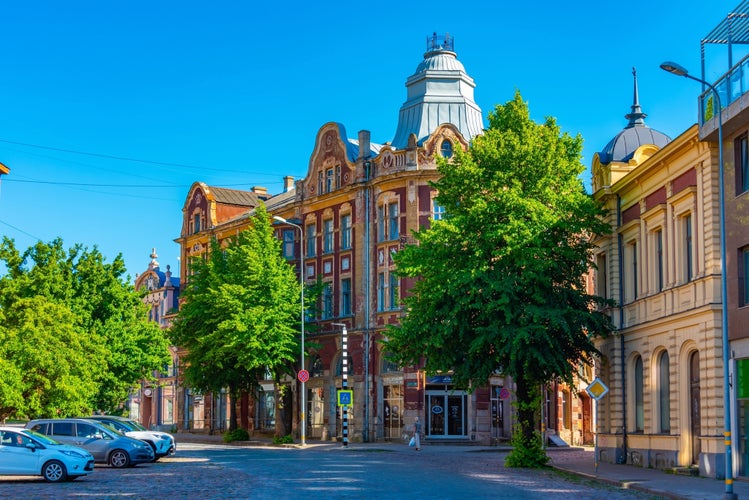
[173,34,598,445]
[132,249,181,431]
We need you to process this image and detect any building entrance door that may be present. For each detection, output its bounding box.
[425,390,467,438]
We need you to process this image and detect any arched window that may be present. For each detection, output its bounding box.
[310,355,324,377]
[440,140,453,159]
[658,351,671,433]
[634,355,644,432]
[382,352,400,374]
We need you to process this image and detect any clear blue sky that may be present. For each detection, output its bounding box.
[0,0,744,278]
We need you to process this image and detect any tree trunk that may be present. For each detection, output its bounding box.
[515,374,538,443]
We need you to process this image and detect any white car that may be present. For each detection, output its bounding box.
[0,426,95,482]
[85,416,175,460]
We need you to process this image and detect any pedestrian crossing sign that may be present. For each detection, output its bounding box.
[337,390,353,407]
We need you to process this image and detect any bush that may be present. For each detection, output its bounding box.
[504,427,549,468]
[223,428,250,443]
[272,434,294,445]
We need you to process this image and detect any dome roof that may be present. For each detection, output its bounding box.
[598,68,671,164]
[414,49,466,73]
[391,34,483,149]
[599,127,671,164]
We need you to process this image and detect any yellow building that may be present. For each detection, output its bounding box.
[591,69,727,476]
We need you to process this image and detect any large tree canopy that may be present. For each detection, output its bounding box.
[0,237,171,420]
[169,204,302,431]
[385,92,614,455]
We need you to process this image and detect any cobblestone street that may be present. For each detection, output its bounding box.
[0,442,652,499]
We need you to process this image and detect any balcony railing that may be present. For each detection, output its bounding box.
[699,52,749,124]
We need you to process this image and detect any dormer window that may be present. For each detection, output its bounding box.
[440,140,453,159]
[193,213,201,234]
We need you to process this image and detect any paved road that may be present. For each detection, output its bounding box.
[0,442,652,499]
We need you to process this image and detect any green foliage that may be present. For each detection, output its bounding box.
[223,427,250,442]
[385,91,615,445]
[170,204,304,409]
[505,427,549,468]
[0,237,172,420]
[272,434,294,445]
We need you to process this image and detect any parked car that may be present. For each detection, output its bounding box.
[83,416,175,460]
[0,426,94,482]
[25,419,154,468]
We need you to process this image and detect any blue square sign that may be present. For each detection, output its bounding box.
[337,390,353,407]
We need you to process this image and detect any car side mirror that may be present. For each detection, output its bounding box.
[25,443,36,452]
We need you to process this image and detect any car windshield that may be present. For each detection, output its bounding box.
[21,428,63,446]
[96,422,124,437]
[126,420,148,431]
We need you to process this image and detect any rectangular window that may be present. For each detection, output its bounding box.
[388,202,399,240]
[282,229,295,259]
[326,168,334,193]
[323,219,333,254]
[684,214,693,282]
[634,356,644,432]
[632,241,638,301]
[433,199,445,221]
[322,283,333,319]
[335,165,341,190]
[736,133,749,195]
[317,172,324,195]
[341,278,351,316]
[306,224,316,258]
[193,214,201,234]
[341,214,352,250]
[655,229,663,292]
[389,272,399,310]
[377,206,385,242]
[741,247,749,307]
[378,272,385,312]
[596,253,607,300]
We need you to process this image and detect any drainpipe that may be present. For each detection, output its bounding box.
[360,130,372,442]
[616,194,627,464]
[364,160,372,443]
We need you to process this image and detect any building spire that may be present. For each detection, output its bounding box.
[624,67,647,128]
[149,248,159,270]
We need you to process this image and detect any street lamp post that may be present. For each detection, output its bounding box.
[273,215,306,446]
[661,61,734,499]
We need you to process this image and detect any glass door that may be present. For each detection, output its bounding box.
[425,391,466,438]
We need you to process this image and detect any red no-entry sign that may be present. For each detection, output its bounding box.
[297,369,309,383]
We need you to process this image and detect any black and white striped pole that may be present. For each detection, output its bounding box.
[333,323,349,447]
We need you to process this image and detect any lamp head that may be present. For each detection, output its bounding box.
[660,61,689,77]
[272,215,287,223]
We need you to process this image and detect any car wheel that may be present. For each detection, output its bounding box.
[109,449,130,468]
[42,460,67,482]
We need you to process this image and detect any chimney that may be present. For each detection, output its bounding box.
[358,130,371,159]
[283,176,295,193]
[251,186,268,199]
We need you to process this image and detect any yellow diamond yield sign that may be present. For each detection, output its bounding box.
[586,378,609,400]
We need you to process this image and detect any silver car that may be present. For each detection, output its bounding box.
[25,418,154,468]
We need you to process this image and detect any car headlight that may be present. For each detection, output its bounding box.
[157,435,169,441]
[61,450,88,459]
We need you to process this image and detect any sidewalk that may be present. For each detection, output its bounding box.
[545,446,748,500]
[174,432,747,499]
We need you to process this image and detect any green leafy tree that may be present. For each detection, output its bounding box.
[170,204,302,433]
[0,237,171,419]
[385,92,614,466]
